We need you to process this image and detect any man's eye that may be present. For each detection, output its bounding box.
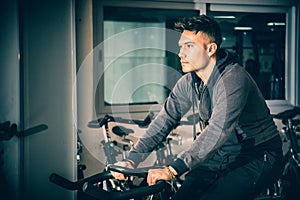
[187,44,193,48]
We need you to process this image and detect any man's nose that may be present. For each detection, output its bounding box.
[178,49,185,58]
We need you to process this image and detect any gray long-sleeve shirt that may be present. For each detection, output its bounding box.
[126,49,280,176]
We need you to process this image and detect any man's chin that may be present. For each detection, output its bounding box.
[182,68,194,73]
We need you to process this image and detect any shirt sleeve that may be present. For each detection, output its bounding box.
[126,75,193,166]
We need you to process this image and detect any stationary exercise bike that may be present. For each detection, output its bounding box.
[50,114,182,199]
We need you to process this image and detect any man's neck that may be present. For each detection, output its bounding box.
[195,58,216,84]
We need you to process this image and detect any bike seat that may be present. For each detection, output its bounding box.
[273,106,300,121]
[112,125,134,137]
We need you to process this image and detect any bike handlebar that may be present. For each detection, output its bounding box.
[88,113,154,129]
[50,165,171,200]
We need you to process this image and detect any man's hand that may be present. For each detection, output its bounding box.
[110,161,134,180]
[147,166,177,186]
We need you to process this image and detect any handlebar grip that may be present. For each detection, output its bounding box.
[16,124,48,137]
[49,173,80,190]
[107,164,152,178]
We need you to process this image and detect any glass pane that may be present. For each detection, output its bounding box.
[103,21,167,105]
[103,6,199,105]
[207,11,286,100]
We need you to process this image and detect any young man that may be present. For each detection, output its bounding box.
[113,15,284,199]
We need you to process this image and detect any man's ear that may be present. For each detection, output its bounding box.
[207,43,218,57]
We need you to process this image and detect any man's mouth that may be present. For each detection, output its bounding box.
[181,60,189,65]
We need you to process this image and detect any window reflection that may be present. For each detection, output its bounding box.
[102,6,198,106]
[208,11,286,100]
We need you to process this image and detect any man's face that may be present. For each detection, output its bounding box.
[178,31,211,73]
